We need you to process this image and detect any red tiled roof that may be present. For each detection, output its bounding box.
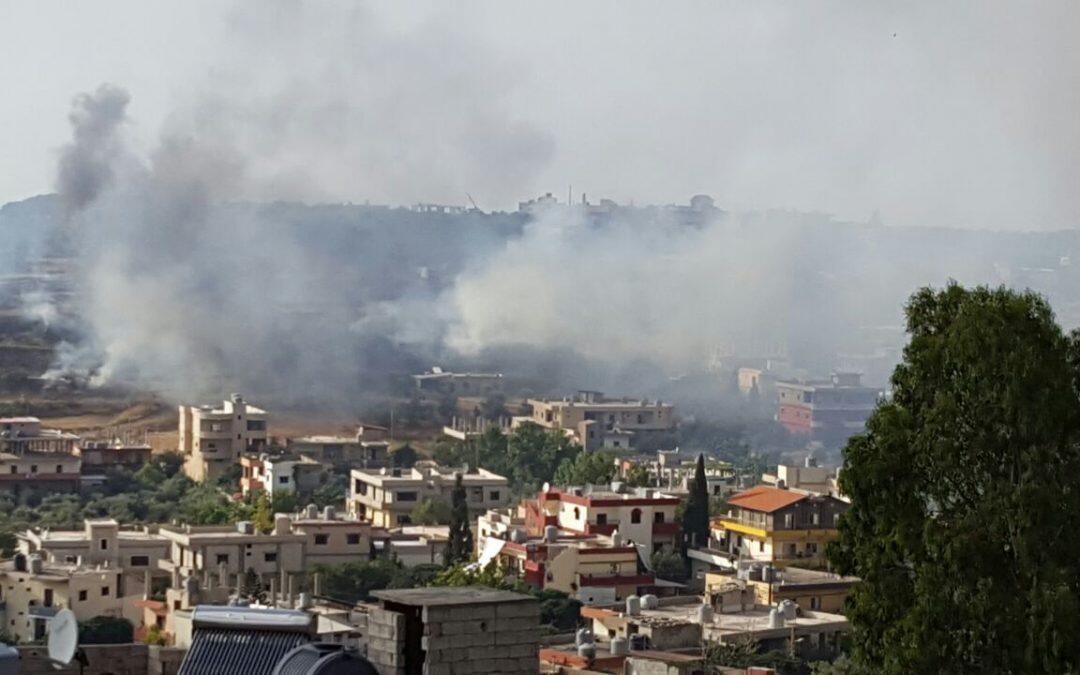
[726,485,806,513]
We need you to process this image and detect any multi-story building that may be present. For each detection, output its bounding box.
[239,453,324,497]
[617,450,736,498]
[0,450,81,497]
[523,483,681,554]
[0,555,127,643]
[157,506,372,587]
[348,461,510,528]
[18,518,169,573]
[707,564,858,614]
[476,514,654,603]
[710,485,848,568]
[761,458,842,498]
[775,372,880,447]
[0,417,80,455]
[521,391,676,452]
[287,432,389,469]
[412,367,504,398]
[179,394,268,482]
[76,440,153,471]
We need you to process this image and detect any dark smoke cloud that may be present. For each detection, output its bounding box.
[55,84,130,215]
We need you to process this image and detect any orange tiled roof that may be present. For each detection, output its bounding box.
[726,485,806,513]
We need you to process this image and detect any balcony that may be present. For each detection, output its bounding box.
[584,522,618,536]
[652,521,680,536]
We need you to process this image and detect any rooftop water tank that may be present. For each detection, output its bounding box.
[626,595,641,616]
[544,526,558,543]
[576,643,596,661]
[610,637,629,656]
[641,594,659,610]
[779,599,797,621]
[768,608,785,629]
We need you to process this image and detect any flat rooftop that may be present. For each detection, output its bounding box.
[371,586,533,607]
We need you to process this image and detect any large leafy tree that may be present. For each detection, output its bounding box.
[831,284,1080,674]
[443,473,474,566]
[680,453,710,552]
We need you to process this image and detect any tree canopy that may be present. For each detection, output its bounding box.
[433,423,581,493]
[680,453,710,552]
[831,284,1080,674]
[553,451,617,486]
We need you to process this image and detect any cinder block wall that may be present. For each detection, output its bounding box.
[368,599,541,675]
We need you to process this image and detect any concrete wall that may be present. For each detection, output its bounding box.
[15,643,183,675]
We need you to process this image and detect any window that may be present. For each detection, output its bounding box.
[397,515,412,525]
[396,491,417,502]
[278,476,290,484]
[30,465,37,474]
[44,589,53,607]
[573,507,580,519]
[810,596,822,610]
[807,542,818,555]
[346,534,361,545]
[631,508,642,524]
[78,590,87,602]
[216,554,229,565]
[264,552,277,562]
[654,512,665,524]
[489,490,500,501]
[783,513,794,529]
[355,481,368,495]
[55,465,63,473]
[129,556,150,567]
[314,534,329,545]
[101,586,109,596]
[8,466,14,474]
[812,511,820,526]
[247,420,266,431]
[100,539,108,550]
[759,540,765,552]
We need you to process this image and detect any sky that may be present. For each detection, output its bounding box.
[1,1,1078,230]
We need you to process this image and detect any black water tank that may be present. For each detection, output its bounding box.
[12,554,26,572]
[271,643,378,675]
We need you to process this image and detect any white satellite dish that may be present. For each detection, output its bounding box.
[47,608,78,665]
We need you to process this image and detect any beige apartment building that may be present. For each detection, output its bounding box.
[0,417,80,455]
[522,391,676,451]
[349,461,510,527]
[157,506,372,587]
[179,393,268,482]
[0,450,82,497]
[0,555,127,643]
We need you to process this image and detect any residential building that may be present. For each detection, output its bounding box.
[523,483,681,554]
[0,450,81,496]
[521,391,676,452]
[76,440,153,471]
[474,522,654,603]
[179,393,268,482]
[412,366,504,398]
[287,432,389,469]
[239,453,324,497]
[157,505,372,588]
[583,595,848,660]
[349,461,510,528]
[710,485,848,568]
[706,564,858,614]
[373,525,449,567]
[18,518,169,574]
[620,450,736,497]
[775,372,880,447]
[0,555,127,643]
[0,417,80,454]
[761,458,838,496]
[366,587,540,675]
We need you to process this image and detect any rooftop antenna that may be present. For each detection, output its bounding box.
[48,608,88,674]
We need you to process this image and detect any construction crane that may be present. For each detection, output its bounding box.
[465,193,482,214]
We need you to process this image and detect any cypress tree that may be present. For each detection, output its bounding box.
[681,453,710,552]
[443,473,474,566]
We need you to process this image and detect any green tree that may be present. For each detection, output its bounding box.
[649,547,687,582]
[78,616,134,644]
[553,451,617,486]
[252,491,274,534]
[443,474,473,566]
[680,453,709,552]
[315,558,408,604]
[241,567,267,603]
[830,284,1080,674]
[623,463,652,488]
[411,497,453,525]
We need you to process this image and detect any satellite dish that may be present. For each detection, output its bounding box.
[47,608,78,665]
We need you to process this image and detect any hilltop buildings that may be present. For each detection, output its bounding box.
[0,416,82,497]
[775,372,880,447]
[521,391,676,452]
[349,461,510,527]
[412,367,504,398]
[180,394,268,482]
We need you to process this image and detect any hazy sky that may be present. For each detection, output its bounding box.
[1,1,1078,229]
